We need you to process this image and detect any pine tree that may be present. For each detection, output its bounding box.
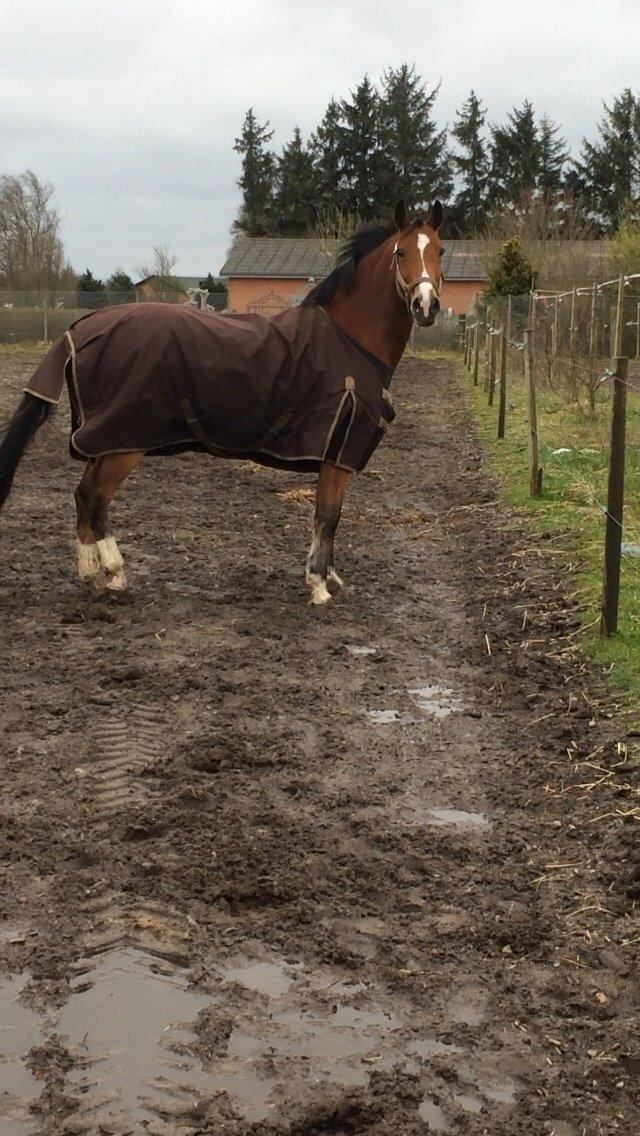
[451,90,489,234]
[233,108,276,236]
[273,127,318,235]
[338,76,385,219]
[199,273,226,293]
[76,268,106,309]
[378,65,452,216]
[488,237,537,296]
[537,115,569,202]
[490,100,541,206]
[310,98,345,211]
[568,89,640,233]
[106,268,134,295]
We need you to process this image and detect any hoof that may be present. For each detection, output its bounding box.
[105,569,128,591]
[308,575,332,606]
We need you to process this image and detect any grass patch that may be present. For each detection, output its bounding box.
[434,349,640,719]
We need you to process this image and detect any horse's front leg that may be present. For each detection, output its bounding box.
[306,461,352,605]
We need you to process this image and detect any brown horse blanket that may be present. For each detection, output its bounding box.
[25,303,395,472]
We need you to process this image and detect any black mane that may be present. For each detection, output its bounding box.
[302,219,395,307]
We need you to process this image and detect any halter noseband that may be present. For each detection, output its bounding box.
[392,242,441,315]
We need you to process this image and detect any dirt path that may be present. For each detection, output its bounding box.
[0,349,638,1136]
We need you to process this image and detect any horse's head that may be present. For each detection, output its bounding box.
[391,200,444,327]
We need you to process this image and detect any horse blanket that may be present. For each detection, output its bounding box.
[25,303,396,473]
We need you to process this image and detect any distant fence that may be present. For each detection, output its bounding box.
[459,272,640,637]
[0,290,228,344]
[409,311,461,352]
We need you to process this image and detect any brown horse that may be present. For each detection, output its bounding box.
[0,200,443,605]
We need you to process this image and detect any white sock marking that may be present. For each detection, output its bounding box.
[77,540,102,581]
[97,535,124,575]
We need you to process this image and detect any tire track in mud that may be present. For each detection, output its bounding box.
[83,706,164,815]
[56,702,213,1133]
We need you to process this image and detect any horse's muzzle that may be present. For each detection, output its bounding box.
[411,296,440,327]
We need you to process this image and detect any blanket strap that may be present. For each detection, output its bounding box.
[179,398,292,454]
[179,398,221,455]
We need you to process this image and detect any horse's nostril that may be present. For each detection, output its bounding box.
[430,298,440,316]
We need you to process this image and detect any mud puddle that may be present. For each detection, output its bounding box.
[408,683,464,717]
[419,1096,450,1131]
[57,948,214,1127]
[429,806,491,829]
[220,957,295,998]
[0,973,41,1136]
[367,708,404,724]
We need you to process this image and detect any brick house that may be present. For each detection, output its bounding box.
[219,237,490,316]
[134,275,227,308]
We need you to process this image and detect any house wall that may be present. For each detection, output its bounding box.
[227,278,306,313]
[441,280,489,316]
[227,277,488,316]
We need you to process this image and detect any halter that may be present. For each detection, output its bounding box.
[391,242,441,316]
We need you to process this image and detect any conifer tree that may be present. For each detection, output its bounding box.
[309,98,345,211]
[273,127,318,235]
[568,89,640,232]
[378,64,452,215]
[451,90,489,234]
[233,108,276,235]
[537,115,569,202]
[106,269,134,295]
[76,269,106,309]
[488,237,537,296]
[490,100,541,206]
[338,76,385,219]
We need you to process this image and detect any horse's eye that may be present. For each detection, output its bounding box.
[395,247,406,258]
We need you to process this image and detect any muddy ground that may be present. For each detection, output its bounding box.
[0,348,638,1136]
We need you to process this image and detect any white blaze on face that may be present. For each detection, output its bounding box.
[415,232,436,315]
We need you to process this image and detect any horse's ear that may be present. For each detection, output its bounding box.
[394,199,410,230]
[428,200,443,232]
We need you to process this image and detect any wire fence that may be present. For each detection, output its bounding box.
[459,273,640,637]
[0,289,228,344]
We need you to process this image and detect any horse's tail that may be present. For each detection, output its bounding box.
[0,393,54,512]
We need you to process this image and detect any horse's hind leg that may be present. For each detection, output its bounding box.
[306,461,351,605]
[75,462,103,589]
[75,452,143,591]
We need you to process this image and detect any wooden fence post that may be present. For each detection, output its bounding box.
[569,285,577,362]
[524,328,542,497]
[552,294,559,381]
[636,301,640,361]
[472,321,480,386]
[488,330,497,406]
[484,326,491,393]
[506,295,513,347]
[497,328,507,438]
[588,281,598,359]
[600,356,628,637]
[613,274,625,358]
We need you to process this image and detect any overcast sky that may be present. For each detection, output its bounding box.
[1,0,638,280]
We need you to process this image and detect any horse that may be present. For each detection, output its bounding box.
[0,199,443,606]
